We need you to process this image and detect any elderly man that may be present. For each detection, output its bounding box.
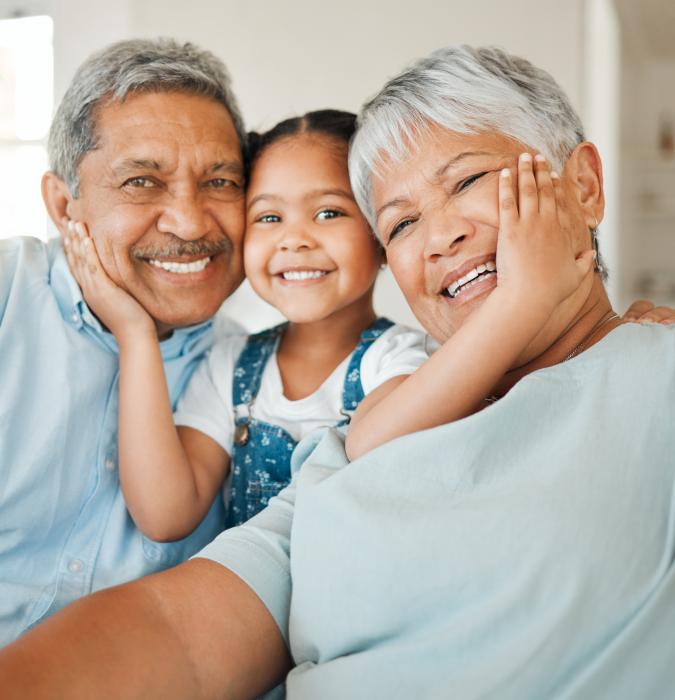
[0,38,246,645]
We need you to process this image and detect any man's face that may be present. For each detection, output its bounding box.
[69,91,246,336]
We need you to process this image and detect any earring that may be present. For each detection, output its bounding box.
[590,226,604,275]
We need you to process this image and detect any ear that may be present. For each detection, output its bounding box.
[41,171,76,239]
[563,142,605,227]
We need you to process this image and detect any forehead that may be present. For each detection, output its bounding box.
[90,91,241,167]
[248,134,350,194]
[372,125,524,204]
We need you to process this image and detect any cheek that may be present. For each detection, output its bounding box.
[387,244,423,299]
[458,180,501,226]
[243,232,270,279]
[338,240,381,288]
[218,202,246,243]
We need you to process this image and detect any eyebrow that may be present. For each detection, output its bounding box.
[375,150,491,221]
[247,187,353,211]
[210,160,244,176]
[111,158,243,177]
[111,158,162,174]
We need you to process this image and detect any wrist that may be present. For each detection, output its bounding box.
[115,322,158,350]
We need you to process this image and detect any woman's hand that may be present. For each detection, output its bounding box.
[622,299,675,324]
[63,221,156,340]
[495,152,596,316]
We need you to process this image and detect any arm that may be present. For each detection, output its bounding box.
[0,559,291,700]
[64,223,229,541]
[346,154,595,460]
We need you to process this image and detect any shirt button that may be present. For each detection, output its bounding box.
[104,457,115,472]
[68,559,83,573]
[71,311,79,323]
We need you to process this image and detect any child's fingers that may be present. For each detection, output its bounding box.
[550,169,565,220]
[65,221,86,281]
[498,167,518,229]
[534,154,556,219]
[517,152,538,219]
[63,227,83,285]
[75,223,99,276]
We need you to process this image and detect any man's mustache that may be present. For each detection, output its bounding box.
[131,237,232,260]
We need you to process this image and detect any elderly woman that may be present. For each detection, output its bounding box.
[1,46,674,700]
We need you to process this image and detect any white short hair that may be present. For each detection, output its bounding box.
[349,45,585,232]
[49,38,246,196]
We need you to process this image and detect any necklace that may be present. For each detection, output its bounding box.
[561,310,620,361]
[484,310,620,405]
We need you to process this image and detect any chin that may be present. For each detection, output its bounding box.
[150,303,221,332]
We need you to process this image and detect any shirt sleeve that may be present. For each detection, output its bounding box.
[194,456,299,644]
[359,323,431,394]
[173,335,247,454]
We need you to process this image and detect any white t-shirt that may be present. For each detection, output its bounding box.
[174,323,429,454]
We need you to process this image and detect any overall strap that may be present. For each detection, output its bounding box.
[342,317,395,411]
[232,323,287,407]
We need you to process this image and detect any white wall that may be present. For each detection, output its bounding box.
[619,51,675,307]
[1,0,590,330]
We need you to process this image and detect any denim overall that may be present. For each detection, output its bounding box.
[225,317,394,528]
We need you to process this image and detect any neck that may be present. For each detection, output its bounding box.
[492,276,622,397]
[280,296,377,360]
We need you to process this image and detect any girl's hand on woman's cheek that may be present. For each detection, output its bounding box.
[495,152,595,315]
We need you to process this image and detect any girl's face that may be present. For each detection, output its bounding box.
[244,134,382,324]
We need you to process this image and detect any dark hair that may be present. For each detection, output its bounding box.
[247,109,356,174]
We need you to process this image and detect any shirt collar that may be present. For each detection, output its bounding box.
[48,238,213,355]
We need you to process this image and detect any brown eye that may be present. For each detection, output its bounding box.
[123,176,154,188]
[457,172,487,193]
[388,217,416,242]
[208,178,238,189]
[316,209,343,221]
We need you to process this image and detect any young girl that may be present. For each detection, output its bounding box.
[64,110,429,541]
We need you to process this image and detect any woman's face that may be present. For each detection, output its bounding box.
[372,124,588,342]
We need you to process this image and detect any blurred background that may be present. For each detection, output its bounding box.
[0,0,673,331]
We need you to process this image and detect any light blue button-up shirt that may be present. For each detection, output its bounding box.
[0,236,229,645]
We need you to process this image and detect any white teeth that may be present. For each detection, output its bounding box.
[281,270,326,281]
[445,261,497,298]
[149,257,211,274]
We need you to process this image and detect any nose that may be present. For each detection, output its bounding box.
[157,192,213,241]
[276,224,316,252]
[423,212,474,260]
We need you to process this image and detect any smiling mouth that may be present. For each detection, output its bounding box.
[442,260,497,299]
[148,257,212,274]
[279,269,329,281]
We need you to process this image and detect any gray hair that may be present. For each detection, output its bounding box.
[349,45,585,231]
[48,38,246,196]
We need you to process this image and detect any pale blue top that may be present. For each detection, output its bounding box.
[199,323,675,699]
[0,236,228,646]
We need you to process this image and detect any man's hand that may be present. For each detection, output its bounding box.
[623,299,675,325]
[64,221,155,339]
